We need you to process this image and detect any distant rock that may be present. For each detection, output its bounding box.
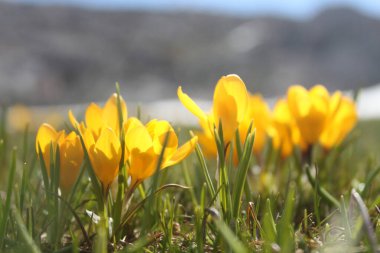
[0,3,379,105]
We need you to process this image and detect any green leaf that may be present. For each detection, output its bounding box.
[13,208,41,253]
[0,149,17,248]
[193,139,216,199]
[214,219,249,253]
[232,130,255,219]
[262,198,277,243]
[277,184,296,252]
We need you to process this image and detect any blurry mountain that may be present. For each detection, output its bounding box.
[0,3,380,104]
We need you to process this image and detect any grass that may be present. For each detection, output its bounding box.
[1,105,380,252]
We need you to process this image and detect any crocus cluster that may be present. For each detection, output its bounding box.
[178,75,357,160]
[36,93,197,194]
[35,76,357,194]
[271,85,357,158]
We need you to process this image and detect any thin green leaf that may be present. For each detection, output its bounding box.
[193,138,216,198]
[232,130,255,219]
[0,148,16,248]
[214,219,249,253]
[13,208,41,253]
[305,165,340,209]
[262,198,277,243]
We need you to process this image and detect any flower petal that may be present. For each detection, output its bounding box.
[213,74,248,142]
[59,132,83,192]
[103,93,128,134]
[91,127,121,187]
[146,119,178,157]
[36,123,58,154]
[125,124,153,153]
[85,103,103,137]
[213,74,248,123]
[177,86,207,121]
[162,136,198,168]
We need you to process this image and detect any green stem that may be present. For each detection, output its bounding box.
[305,165,340,209]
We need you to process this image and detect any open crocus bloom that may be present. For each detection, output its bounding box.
[287,85,330,144]
[82,126,122,191]
[178,74,248,145]
[287,84,357,150]
[69,93,127,138]
[123,117,197,186]
[36,123,83,193]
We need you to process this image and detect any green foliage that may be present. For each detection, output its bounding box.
[1,108,380,252]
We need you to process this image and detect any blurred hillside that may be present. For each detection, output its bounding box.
[1,2,380,104]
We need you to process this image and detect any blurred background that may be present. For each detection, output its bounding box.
[1,0,380,126]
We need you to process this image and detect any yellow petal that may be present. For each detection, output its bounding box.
[196,131,217,158]
[128,148,156,184]
[94,127,121,160]
[36,123,58,154]
[103,93,128,134]
[162,136,198,168]
[124,117,144,135]
[90,127,121,187]
[287,85,310,118]
[68,110,79,128]
[310,85,329,99]
[213,74,248,142]
[213,74,248,123]
[329,91,342,115]
[59,132,83,192]
[85,103,103,137]
[125,124,153,153]
[319,97,357,148]
[36,123,59,174]
[82,127,95,152]
[146,119,178,157]
[177,86,207,121]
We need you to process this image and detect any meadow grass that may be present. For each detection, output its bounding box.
[0,108,379,252]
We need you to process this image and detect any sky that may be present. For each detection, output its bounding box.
[5,0,380,19]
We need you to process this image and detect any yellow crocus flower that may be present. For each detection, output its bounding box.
[124,117,197,186]
[69,93,127,138]
[287,84,357,150]
[192,93,270,161]
[287,85,330,144]
[36,123,83,193]
[178,74,248,145]
[319,94,357,149]
[82,127,122,191]
[268,99,306,158]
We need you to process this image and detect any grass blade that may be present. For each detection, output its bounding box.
[351,189,379,252]
[13,208,41,253]
[232,130,255,219]
[0,148,17,248]
[214,219,249,253]
[192,132,216,198]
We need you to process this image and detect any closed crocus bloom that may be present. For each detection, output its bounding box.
[319,94,357,149]
[69,93,127,138]
[287,85,330,144]
[124,117,197,185]
[178,74,248,144]
[83,127,122,190]
[239,94,271,155]
[269,100,306,158]
[36,123,83,193]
